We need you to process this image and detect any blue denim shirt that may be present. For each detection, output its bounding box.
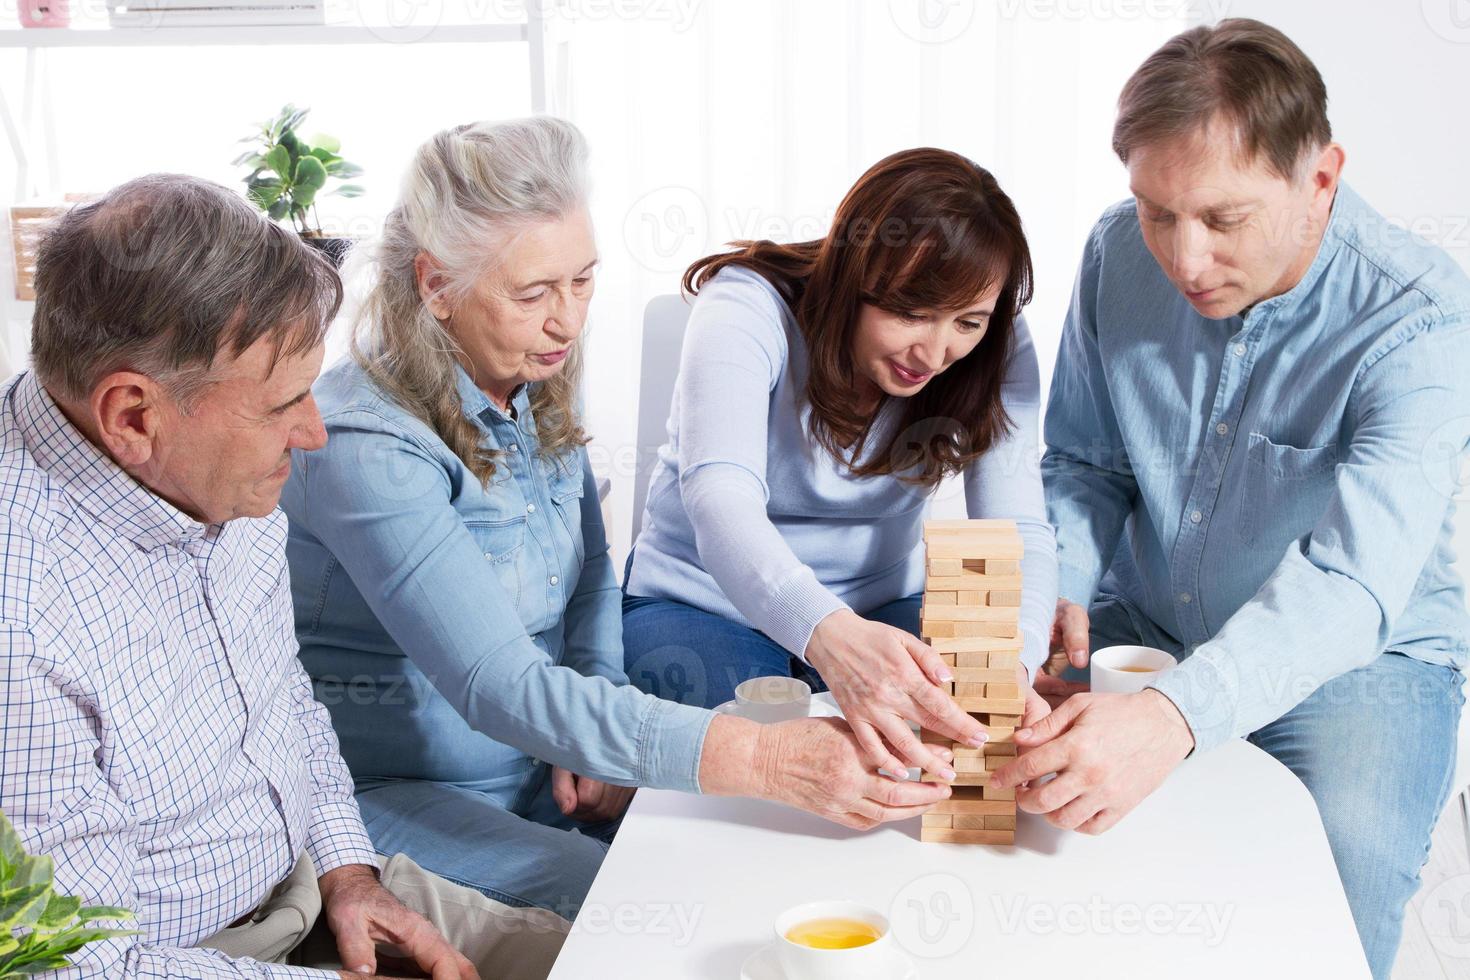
[280,359,711,809]
[1043,182,1470,753]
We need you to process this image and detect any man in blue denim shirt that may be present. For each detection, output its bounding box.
[990,20,1470,976]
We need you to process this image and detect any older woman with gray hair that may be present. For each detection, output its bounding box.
[279,116,953,917]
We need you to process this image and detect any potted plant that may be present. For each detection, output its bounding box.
[235,104,365,267]
[0,811,136,978]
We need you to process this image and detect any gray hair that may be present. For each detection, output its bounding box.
[347,116,591,485]
[31,173,341,408]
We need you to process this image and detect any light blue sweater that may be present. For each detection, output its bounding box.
[627,266,1058,675]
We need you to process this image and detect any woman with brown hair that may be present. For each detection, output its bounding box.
[623,147,1060,777]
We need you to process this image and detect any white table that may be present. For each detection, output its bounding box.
[548,717,1369,978]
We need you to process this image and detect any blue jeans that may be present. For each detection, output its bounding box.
[1087,596,1463,979]
[353,767,620,921]
[621,586,923,709]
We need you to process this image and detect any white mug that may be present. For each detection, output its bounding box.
[1090,645,1177,694]
[774,900,893,980]
[733,676,812,724]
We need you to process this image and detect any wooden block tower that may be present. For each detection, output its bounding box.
[917,518,1024,845]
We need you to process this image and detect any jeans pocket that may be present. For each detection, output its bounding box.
[1237,433,1340,547]
[466,518,527,609]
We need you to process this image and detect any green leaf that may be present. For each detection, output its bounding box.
[230,150,264,168]
[307,132,340,153]
[266,144,292,182]
[76,906,133,922]
[0,812,26,869]
[35,893,80,929]
[308,146,340,166]
[267,198,291,221]
[331,184,366,199]
[324,160,363,178]
[0,883,50,929]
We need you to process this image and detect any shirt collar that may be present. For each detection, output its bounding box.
[452,363,531,427]
[12,371,211,551]
[1245,180,1357,323]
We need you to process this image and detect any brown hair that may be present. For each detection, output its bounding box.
[1113,18,1331,179]
[32,173,339,408]
[684,147,1032,487]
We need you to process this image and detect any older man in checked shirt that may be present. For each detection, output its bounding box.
[0,175,566,979]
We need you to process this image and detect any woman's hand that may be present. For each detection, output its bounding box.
[551,767,636,823]
[804,609,987,778]
[699,714,955,830]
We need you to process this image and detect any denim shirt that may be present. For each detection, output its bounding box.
[1043,182,1470,753]
[280,359,711,809]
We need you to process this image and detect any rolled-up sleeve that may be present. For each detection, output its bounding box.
[295,417,712,792]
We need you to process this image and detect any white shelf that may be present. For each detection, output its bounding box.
[0,21,527,47]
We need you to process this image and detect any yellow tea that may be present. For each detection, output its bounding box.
[1116,666,1158,673]
[784,917,882,949]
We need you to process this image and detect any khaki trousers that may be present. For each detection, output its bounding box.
[198,853,569,979]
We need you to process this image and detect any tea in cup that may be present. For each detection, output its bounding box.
[1090,645,1176,694]
[774,900,892,980]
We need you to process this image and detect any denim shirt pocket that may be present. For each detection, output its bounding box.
[465,516,528,609]
[545,453,587,564]
[1238,433,1340,547]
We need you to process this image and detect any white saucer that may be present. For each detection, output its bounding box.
[714,699,843,719]
[739,942,918,979]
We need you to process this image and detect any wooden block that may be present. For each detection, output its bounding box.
[926,573,1023,591]
[923,591,957,605]
[953,756,989,774]
[984,741,1017,756]
[987,683,1021,700]
[953,667,1015,684]
[982,784,1016,801]
[953,812,1016,831]
[955,696,1026,714]
[930,789,1014,814]
[927,558,964,577]
[986,651,1021,669]
[923,518,1021,538]
[937,652,956,667]
[985,754,1008,771]
[920,604,1021,624]
[950,621,1021,639]
[926,535,1025,560]
[950,770,989,786]
[921,813,953,828]
[987,590,1022,607]
[920,827,1014,845]
[988,714,1022,727]
[927,635,1024,655]
[921,621,955,638]
[953,682,987,696]
[956,590,985,605]
[982,727,1015,746]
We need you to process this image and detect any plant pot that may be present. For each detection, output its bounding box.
[301,236,353,269]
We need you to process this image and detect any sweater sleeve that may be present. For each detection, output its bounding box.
[963,316,1059,680]
[675,272,849,658]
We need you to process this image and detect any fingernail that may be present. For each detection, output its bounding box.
[966,733,988,748]
[354,967,372,974]
[938,768,956,781]
[937,668,954,682]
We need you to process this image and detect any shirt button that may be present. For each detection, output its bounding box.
[549,575,559,586]
[484,553,493,561]
[526,503,536,514]
[508,443,519,453]
[1233,344,1246,357]
[1215,422,1229,436]
[1191,510,1203,523]
[1179,592,1192,604]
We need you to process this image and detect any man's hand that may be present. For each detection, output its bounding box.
[1046,597,1092,673]
[551,766,635,823]
[318,864,477,980]
[805,609,987,779]
[699,714,955,830]
[989,689,1195,834]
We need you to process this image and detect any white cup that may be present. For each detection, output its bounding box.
[1090,645,1177,694]
[733,676,812,724]
[774,900,893,980]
